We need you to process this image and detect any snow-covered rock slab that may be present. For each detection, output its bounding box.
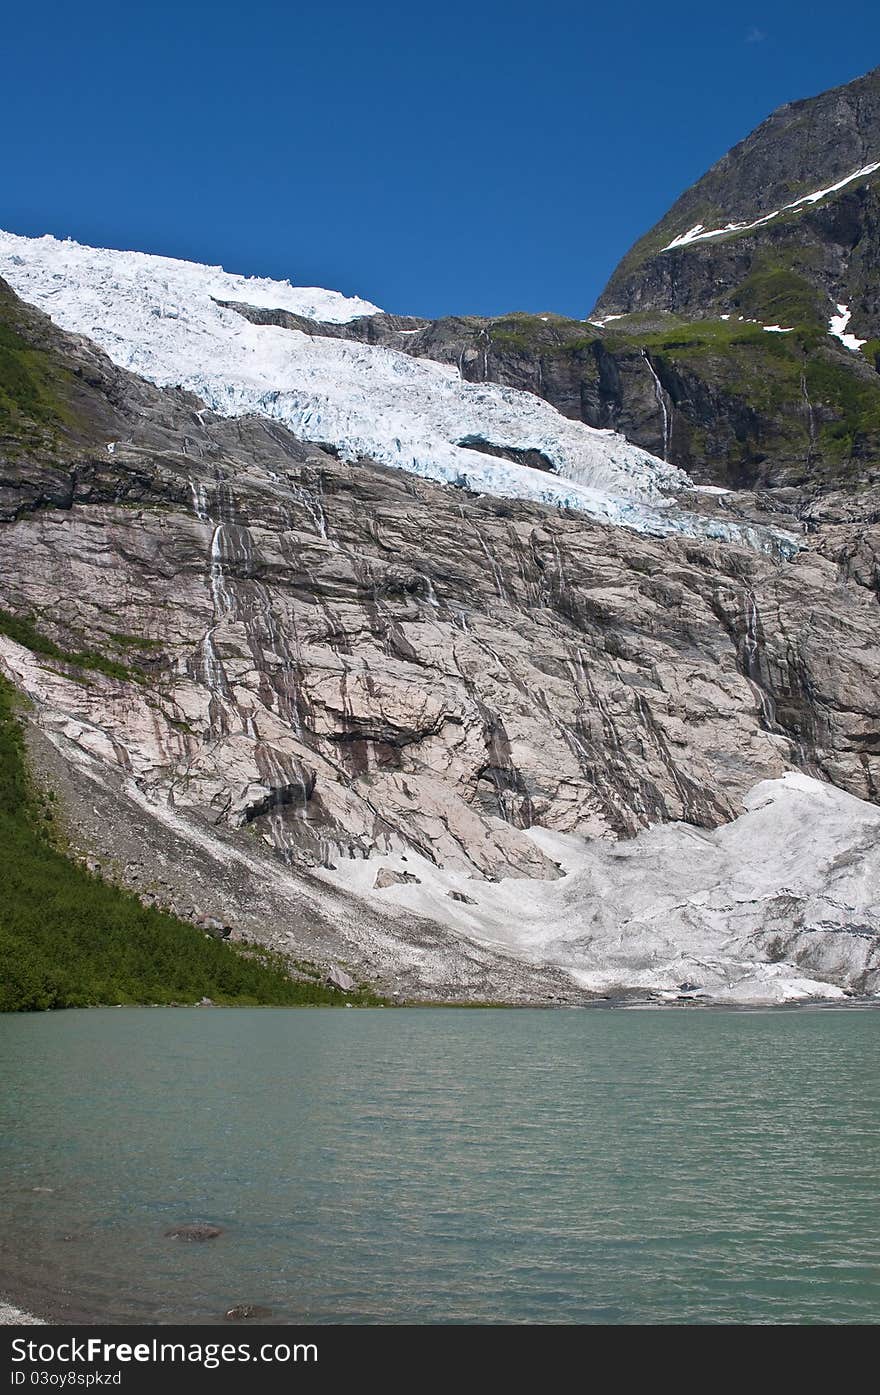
[829,303,867,352]
[327,772,880,1002]
[0,230,793,550]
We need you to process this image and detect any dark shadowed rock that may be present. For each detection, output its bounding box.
[595,66,880,328]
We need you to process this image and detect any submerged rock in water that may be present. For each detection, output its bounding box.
[165,1223,223,1241]
[224,1305,273,1322]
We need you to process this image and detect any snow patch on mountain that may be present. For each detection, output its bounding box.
[663,161,880,251]
[0,230,796,551]
[829,303,867,352]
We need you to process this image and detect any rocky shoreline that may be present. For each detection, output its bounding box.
[0,1299,43,1325]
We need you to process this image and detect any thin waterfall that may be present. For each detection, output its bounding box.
[641,350,670,460]
[742,594,778,730]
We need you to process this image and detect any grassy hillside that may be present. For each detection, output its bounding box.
[601,309,880,482]
[0,675,377,1011]
[0,279,82,453]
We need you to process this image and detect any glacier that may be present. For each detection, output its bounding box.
[0,230,796,552]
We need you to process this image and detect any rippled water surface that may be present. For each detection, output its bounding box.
[1,1006,878,1324]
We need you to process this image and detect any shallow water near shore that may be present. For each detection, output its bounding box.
[1,1005,878,1325]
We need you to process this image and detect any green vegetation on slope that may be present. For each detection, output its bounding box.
[0,675,377,1011]
[488,312,587,353]
[0,282,79,451]
[604,311,880,478]
[483,299,880,479]
[0,609,143,685]
[805,354,880,460]
[731,260,826,338]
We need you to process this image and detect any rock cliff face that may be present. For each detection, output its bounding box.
[1,272,879,1000]
[595,65,880,327]
[583,68,880,486]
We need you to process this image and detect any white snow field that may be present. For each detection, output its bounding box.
[328,772,880,1002]
[0,230,795,551]
[662,160,880,251]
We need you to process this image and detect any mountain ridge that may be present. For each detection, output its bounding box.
[595,65,880,317]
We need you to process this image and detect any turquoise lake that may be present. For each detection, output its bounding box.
[1,1006,878,1324]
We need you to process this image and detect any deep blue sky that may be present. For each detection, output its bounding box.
[3,2,880,318]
